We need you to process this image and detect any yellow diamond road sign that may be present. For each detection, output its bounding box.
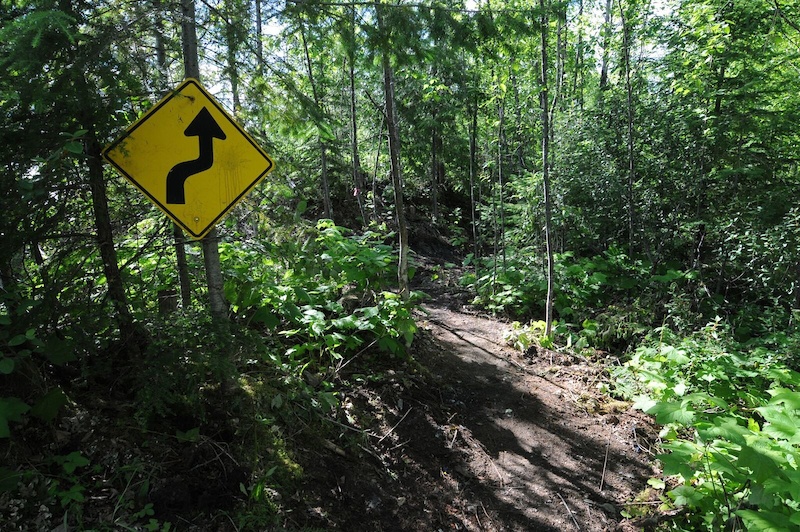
[103,78,274,239]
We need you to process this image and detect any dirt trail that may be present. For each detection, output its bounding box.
[293,293,658,531]
[413,302,656,530]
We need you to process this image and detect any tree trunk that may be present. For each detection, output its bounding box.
[225,10,241,115]
[599,0,613,90]
[617,0,636,255]
[375,0,409,300]
[469,97,479,269]
[497,95,506,269]
[431,112,440,224]
[348,8,367,224]
[572,0,585,109]
[181,0,229,323]
[300,21,333,220]
[86,127,140,355]
[540,0,555,336]
[154,0,192,309]
[255,0,263,71]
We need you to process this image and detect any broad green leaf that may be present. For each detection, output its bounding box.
[0,398,30,438]
[669,484,704,507]
[43,338,76,365]
[176,428,200,442]
[738,440,783,483]
[0,358,13,375]
[252,307,279,329]
[647,400,695,426]
[60,452,89,474]
[696,416,750,445]
[632,395,657,413]
[7,334,26,347]
[658,440,701,479]
[31,387,67,422]
[661,345,690,365]
[768,388,800,411]
[736,509,793,532]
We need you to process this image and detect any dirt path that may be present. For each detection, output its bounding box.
[293,296,658,531]
[412,303,656,531]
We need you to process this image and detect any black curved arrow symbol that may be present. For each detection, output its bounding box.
[166,107,227,204]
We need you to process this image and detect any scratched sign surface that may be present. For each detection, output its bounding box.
[103,79,274,239]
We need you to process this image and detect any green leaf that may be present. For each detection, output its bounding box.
[647,400,695,426]
[43,337,76,365]
[0,398,30,438]
[768,388,800,411]
[697,416,750,445]
[176,427,200,443]
[60,452,88,474]
[64,141,83,154]
[661,345,690,365]
[252,307,279,329]
[756,405,800,442]
[0,358,14,375]
[659,440,701,479]
[31,387,67,422]
[736,509,793,532]
[7,334,26,347]
[738,440,782,483]
[669,484,704,507]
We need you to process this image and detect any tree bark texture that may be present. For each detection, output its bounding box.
[376,0,409,300]
[540,0,555,336]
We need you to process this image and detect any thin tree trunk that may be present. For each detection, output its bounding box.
[300,21,333,220]
[181,0,228,323]
[154,0,192,309]
[86,127,140,355]
[540,0,555,336]
[372,113,385,223]
[226,15,241,115]
[348,8,366,224]
[573,0,585,109]
[255,0,263,71]
[431,111,440,224]
[375,0,409,300]
[469,98,479,269]
[497,96,506,269]
[599,0,612,91]
[617,0,636,255]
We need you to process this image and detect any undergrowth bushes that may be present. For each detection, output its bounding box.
[466,246,700,350]
[0,219,422,529]
[613,319,800,530]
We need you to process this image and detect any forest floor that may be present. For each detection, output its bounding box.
[284,258,661,531]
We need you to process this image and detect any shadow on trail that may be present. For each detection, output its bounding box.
[391,304,653,531]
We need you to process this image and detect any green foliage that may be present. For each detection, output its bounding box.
[466,246,697,350]
[222,220,419,367]
[614,318,800,529]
